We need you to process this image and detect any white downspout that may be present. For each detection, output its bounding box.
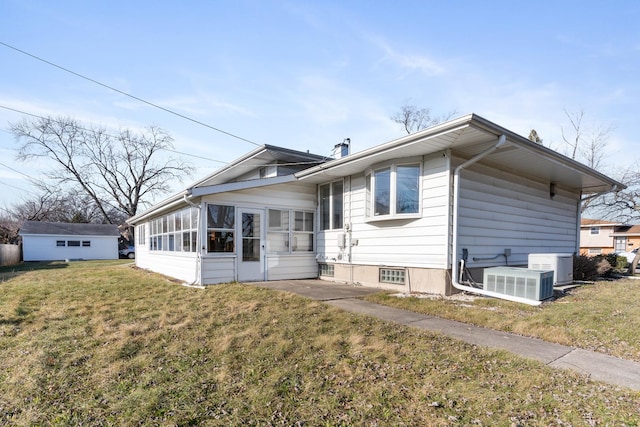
[183,194,203,287]
[451,135,545,306]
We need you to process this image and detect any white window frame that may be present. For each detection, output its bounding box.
[206,204,236,254]
[267,209,314,254]
[148,206,199,253]
[319,180,343,230]
[590,226,600,235]
[267,209,290,254]
[366,161,422,220]
[292,211,314,252]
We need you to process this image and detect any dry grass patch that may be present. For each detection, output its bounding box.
[1,261,639,425]
[365,278,640,362]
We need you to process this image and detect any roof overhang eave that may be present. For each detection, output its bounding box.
[127,190,191,224]
[296,114,475,182]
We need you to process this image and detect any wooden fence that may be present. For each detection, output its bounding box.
[0,244,21,267]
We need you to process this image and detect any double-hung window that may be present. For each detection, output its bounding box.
[367,163,421,219]
[293,211,314,251]
[267,209,314,253]
[320,180,343,230]
[267,209,290,253]
[207,204,235,253]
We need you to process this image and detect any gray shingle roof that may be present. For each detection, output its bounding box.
[19,221,121,237]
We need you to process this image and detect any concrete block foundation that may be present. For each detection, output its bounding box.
[319,263,454,296]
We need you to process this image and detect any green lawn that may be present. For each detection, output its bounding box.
[0,261,639,425]
[364,278,640,363]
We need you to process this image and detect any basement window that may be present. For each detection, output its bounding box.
[379,268,405,284]
[319,264,334,277]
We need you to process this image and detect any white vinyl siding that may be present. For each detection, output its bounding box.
[457,163,579,267]
[136,250,198,284]
[317,153,450,268]
[266,254,318,280]
[201,257,236,284]
[21,235,118,261]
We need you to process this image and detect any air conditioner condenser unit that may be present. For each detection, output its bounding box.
[483,267,554,301]
[528,253,573,286]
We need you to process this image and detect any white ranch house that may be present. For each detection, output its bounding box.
[127,114,623,299]
[20,221,120,261]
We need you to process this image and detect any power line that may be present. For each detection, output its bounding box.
[0,104,227,164]
[0,177,32,193]
[1,104,332,168]
[0,160,39,181]
[0,40,262,148]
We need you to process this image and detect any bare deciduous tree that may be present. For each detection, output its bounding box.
[561,108,614,171]
[558,108,616,215]
[11,116,194,224]
[0,214,20,244]
[391,102,457,134]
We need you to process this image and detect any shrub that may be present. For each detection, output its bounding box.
[573,255,611,281]
[605,253,627,270]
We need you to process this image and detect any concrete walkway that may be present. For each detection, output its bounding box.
[250,279,640,391]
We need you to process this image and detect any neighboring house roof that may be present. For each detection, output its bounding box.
[19,221,120,237]
[580,218,623,227]
[611,225,640,237]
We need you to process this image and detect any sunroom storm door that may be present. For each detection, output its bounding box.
[238,208,265,282]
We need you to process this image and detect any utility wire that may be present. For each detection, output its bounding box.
[0,104,227,164]
[0,180,30,193]
[0,160,40,181]
[0,40,262,147]
[1,104,331,168]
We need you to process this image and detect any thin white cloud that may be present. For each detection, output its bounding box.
[368,35,445,77]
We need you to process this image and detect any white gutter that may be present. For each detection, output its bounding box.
[451,135,545,306]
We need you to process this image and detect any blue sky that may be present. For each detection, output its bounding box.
[1,0,638,210]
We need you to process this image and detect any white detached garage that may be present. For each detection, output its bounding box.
[20,221,120,261]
